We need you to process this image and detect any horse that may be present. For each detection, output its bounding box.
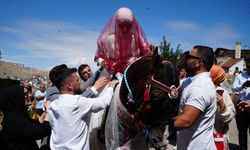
[104,49,180,150]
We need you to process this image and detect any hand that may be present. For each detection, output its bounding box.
[39,101,50,123]
[100,60,108,69]
[43,100,51,111]
[93,77,109,91]
[101,60,115,74]
[237,101,250,112]
[108,80,118,89]
[216,93,226,112]
[127,57,137,65]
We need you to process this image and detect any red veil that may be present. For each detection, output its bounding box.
[94,7,149,73]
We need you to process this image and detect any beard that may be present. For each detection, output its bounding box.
[74,89,83,95]
[185,64,196,77]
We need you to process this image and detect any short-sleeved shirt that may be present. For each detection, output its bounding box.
[177,72,217,150]
[35,90,46,109]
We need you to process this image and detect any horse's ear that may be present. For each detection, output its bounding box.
[152,46,158,63]
[152,47,162,72]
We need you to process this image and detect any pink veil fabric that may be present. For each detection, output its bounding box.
[94,7,149,73]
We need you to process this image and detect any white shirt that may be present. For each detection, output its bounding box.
[35,90,46,109]
[232,72,250,101]
[177,72,217,150]
[48,87,114,150]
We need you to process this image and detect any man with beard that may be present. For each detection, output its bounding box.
[47,64,117,150]
[172,45,217,150]
[78,64,94,82]
[78,64,106,93]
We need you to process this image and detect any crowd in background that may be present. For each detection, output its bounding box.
[1,6,250,150]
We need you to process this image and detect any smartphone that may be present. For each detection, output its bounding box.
[216,89,224,96]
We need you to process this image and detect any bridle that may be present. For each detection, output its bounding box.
[123,65,181,121]
[150,76,180,99]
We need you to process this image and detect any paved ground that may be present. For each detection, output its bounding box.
[38,118,249,150]
[166,118,250,150]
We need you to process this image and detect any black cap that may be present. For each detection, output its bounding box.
[49,64,77,88]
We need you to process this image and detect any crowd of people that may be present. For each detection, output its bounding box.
[1,7,250,150]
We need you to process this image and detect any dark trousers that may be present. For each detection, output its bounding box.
[236,107,250,150]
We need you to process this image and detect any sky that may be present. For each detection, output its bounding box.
[1,0,250,71]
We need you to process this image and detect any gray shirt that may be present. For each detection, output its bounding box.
[46,86,97,101]
[80,68,103,92]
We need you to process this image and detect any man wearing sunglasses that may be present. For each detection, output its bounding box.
[173,45,217,150]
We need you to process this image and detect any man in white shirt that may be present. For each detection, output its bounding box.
[173,45,217,150]
[47,64,116,150]
[232,58,250,150]
[35,83,46,115]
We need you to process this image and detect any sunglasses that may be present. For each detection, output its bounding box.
[187,54,203,60]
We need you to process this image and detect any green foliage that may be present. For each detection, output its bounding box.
[159,36,182,64]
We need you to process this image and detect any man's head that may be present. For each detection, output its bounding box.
[49,64,81,94]
[39,84,46,92]
[78,64,93,82]
[185,45,214,77]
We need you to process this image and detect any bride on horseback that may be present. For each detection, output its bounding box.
[89,7,151,150]
[94,7,150,78]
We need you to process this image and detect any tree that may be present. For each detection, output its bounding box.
[159,36,182,64]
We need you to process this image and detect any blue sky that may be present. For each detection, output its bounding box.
[1,0,250,71]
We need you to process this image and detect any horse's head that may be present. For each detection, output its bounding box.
[120,47,179,126]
